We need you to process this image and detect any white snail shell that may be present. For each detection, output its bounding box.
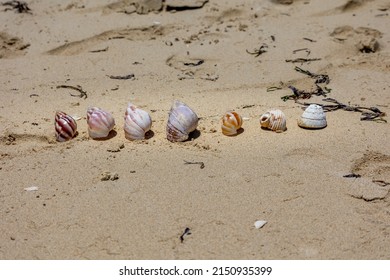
[124,103,152,140]
[166,100,198,142]
[260,109,287,132]
[87,107,115,139]
[55,111,77,142]
[221,111,243,136]
[297,104,327,129]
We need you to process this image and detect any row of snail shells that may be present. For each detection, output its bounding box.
[260,109,287,133]
[297,104,327,129]
[166,100,198,142]
[87,107,115,139]
[221,111,243,136]
[124,103,152,140]
[55,111,77,142]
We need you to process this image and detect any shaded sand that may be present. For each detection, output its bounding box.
[0,0,389,259]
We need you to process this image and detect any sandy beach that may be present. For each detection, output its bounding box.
[0,0,389,259]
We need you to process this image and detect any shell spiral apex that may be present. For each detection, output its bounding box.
[297,104,327,129]
[124,103,152,140]
[87,107,115,139]
[166,100,198,142]
[55,111,77,142]
[221,111,243,136]
[260,109,287,132]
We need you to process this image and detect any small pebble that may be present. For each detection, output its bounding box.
[101,172,119,181]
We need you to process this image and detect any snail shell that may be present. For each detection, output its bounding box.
[87,107,115,139]
[124,103,152,140]
[55,111,77,142]
[297,104,327,129]
[221,111,243,136]
[166,100,198,142]
[260,109,287,132]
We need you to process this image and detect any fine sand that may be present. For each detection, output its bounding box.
[0,0,389,259]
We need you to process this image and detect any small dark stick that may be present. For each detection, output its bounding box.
[184,160,205,169]
[56,85,87,99]
[107,74,135,80]
[180,227,191,243]
[343,173,361,178]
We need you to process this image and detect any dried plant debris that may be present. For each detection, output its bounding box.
[107,74,135,80]
[246,44,268,57]
[280,67,331,101]
[343,173,361,178]
[179,227,191,243]
[294,66,330,84]
[296,98,387,123]
[184,160,205,169]
[285,58,321,63]
[56,85,88,99]
[2,0,31,13]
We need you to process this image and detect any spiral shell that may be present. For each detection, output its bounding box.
[260,109,287,132]
[297,104,327,129]
[124,103,152,140]
[166,100,198,142]
[221,111,243,136]
[87,107,115,139]
[55,111,77,142]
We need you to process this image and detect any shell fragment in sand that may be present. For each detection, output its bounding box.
[24,186,39,191]
[254,220,267,229]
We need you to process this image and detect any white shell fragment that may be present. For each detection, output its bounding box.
[260,109,287,132]
[24,186,39,191]
[254,220,267,229]
[297,104,327,129]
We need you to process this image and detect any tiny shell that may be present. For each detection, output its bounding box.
[24,186,39,191]
[124,103,152,140]
[87,107,115,139]
[55,111,77,142]
[254,220,267,229]
[221,111,243,136]
[260,109,287,132]
[297,104,327,129]
[166,100,198,142]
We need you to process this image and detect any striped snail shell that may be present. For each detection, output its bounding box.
[87,107,115,139]
[221,111,243,136]
[55,111,77,142]
[260,109,287,132]
[166,100,198,142]
[297,104,327,129]
[124,103,152,140]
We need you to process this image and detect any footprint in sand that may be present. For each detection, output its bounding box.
[46,25,172,56]
[330,25,383,53]
[345,152,390,202]
[166,54,219,81]
[0,32,30,59]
